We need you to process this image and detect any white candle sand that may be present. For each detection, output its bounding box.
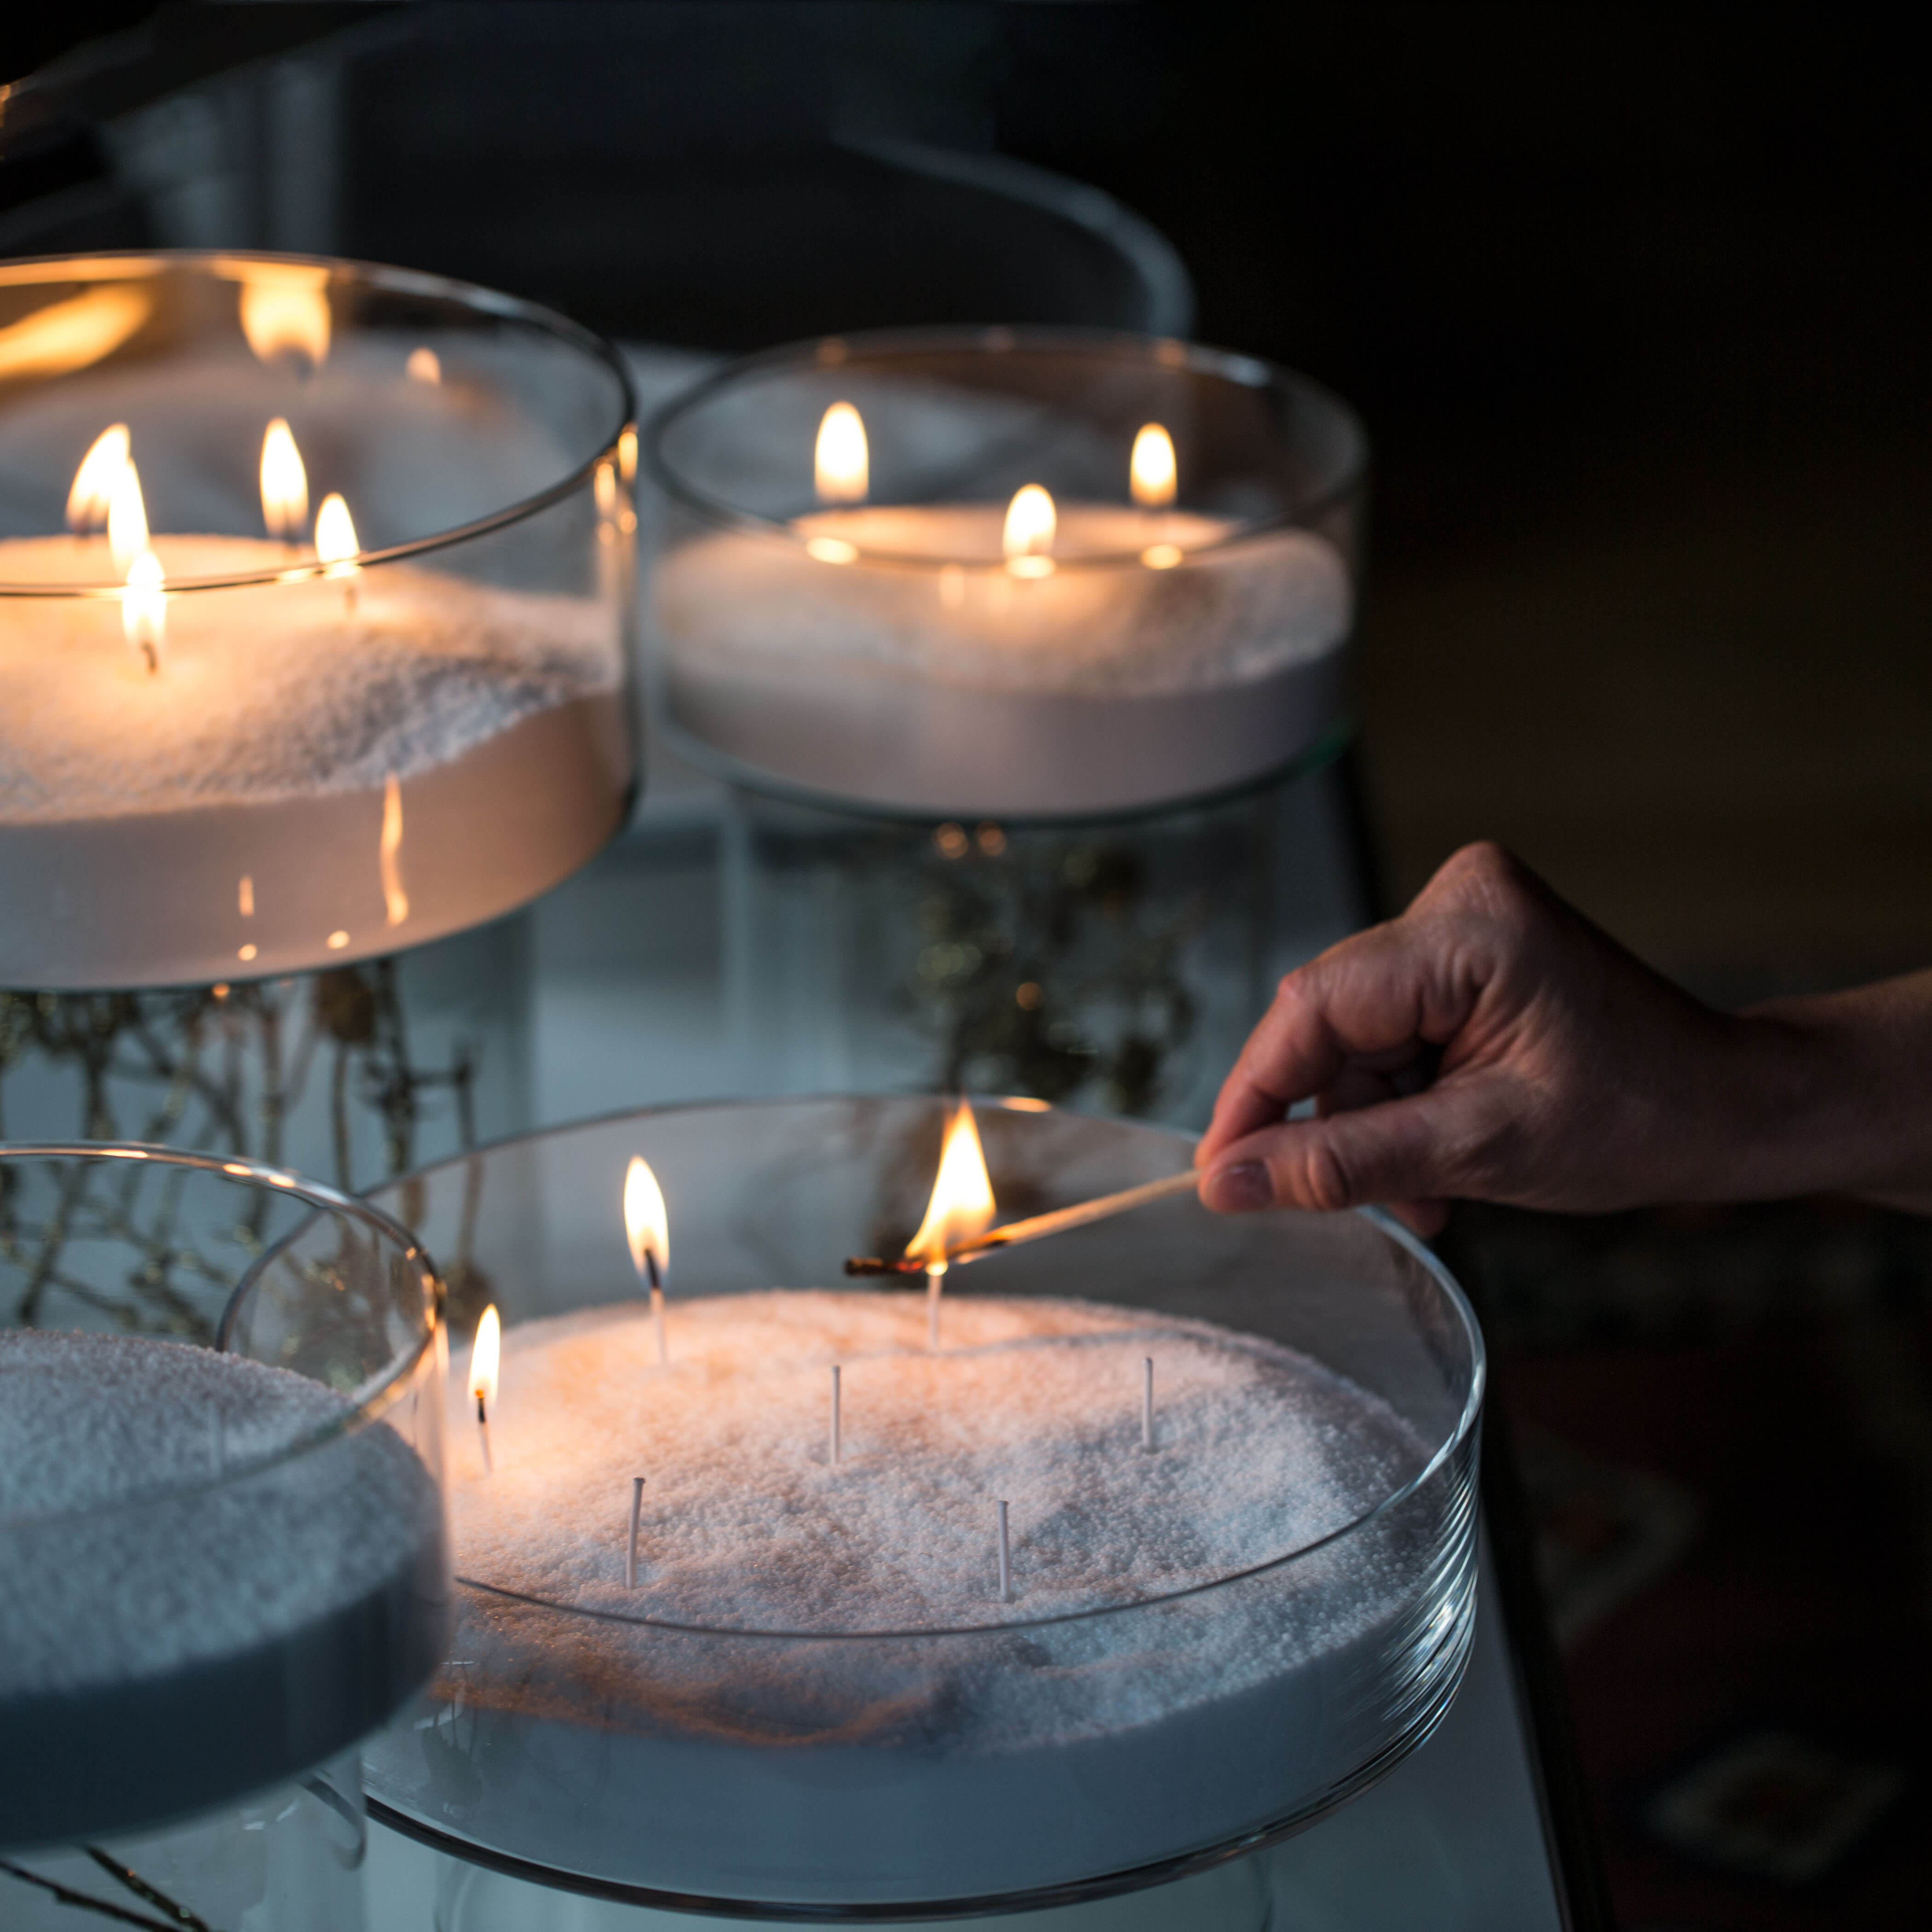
[0,535,624,987]
[653,504,1351,816]
[0,1331,446,1851]
[385,1289,1438,1904]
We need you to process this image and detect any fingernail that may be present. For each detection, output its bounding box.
[1205,1161,1273,1213]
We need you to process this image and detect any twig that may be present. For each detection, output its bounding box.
[0,1859,199,1932]
[84,1848,215,1931]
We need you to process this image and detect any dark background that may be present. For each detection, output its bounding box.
[7,7,1931,1925]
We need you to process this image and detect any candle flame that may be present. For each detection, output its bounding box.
[121,549,165,670]
[815,402,868,504]
[239,875,254,918]
[315,491,360,575]
[906,1100,996,1269]
[381,772,408,926]
[106,459,149,581]
[625,1156,669,1283]
[1003,485,1056,579]
[237,264,331,368]
[0,284,150,382]
[67,425,131,533]
[1130,423,1177,508]
[261,420,309,539]
[470,1305,501,1408]
[405,345,441,385]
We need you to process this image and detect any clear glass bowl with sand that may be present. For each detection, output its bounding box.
[358,1095,1482,1916]
[0,1143,451,1928]
[647,328,1364,821]
[0,251,637,989]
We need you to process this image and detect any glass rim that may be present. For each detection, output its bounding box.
[372,1093,1484,1643]
[0,1138,445,1530]
[0,248,638,599]
[645,323,1369,573]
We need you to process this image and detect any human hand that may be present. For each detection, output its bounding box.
[1195,842,1783,1235]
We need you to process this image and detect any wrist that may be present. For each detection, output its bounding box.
[1724,987,1932,1202]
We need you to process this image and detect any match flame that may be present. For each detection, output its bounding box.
[906,1100,997,1269]
[625,1156,669,1282]
[1003,484,1056,579]
[0,284,150,382]
[814,401,868,504]
[1130,423,1177,508]
[315,492,359,576]
[106,459,149,581]
[470,1305,500,1409]
[405,345,441,385]
[67,425,130,533]
[121,549,165,669]
[260,420,308,539]
[380,772,408,926]
[237,264,331,368]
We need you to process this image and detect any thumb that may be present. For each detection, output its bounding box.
[1199,1089,1470,1218]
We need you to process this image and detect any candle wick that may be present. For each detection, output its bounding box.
[926,1263,944,1350]
[625,1475,646,1588]
[140,639,158,675]
[830,1363,842,1466]
[1141,1357,1155,1454]
[476,1393,493,1475]
[996,1499,1012,1604]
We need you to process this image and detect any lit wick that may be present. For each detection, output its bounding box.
[625,1475,646,1588]
[1141,1357,1155,1454]
[829,1363,843,1466]
[260,418,309,540]
[66,423,130,534]
[814,402,868,505]
[315,489,361,615]
[996,1500,1012,1603]
[625,1156,670,1366]
[903,1100,995,1353]
[471,1304,500,1475]
[121,550,165,675]
[1003,484,1056,580]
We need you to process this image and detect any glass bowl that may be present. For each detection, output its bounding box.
[359,1097,1480,1917]
[0,1142,450,1868]
[0,251,637,990]
[647,328,1365,822]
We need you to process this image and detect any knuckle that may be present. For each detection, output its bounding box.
[1293,1138,1358,1214]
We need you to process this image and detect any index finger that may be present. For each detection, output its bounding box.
[1197,920,1486,1166]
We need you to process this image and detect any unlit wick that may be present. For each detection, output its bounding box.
[996,1499,1012,1604]
[1142,1356,1156,1454]
[829,1364,843,1466]
[625,1475,645,1589]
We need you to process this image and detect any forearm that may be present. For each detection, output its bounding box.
[1727,970,1932,1209]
